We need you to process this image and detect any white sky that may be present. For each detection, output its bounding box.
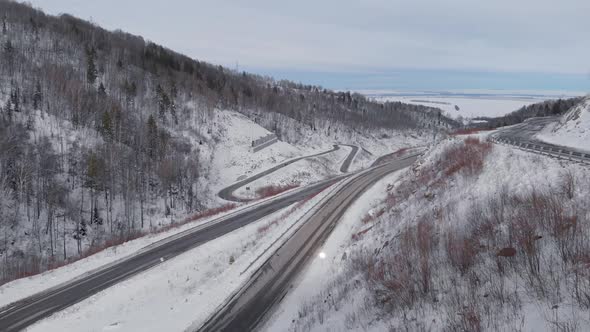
[20,0,590,89]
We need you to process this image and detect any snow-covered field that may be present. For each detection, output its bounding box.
[537,95,590,152]
[361,90,583,120]
[266,132,590,331]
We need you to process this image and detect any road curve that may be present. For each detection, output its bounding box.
[197,154,420,332]
[219,144,359,202]
[491,117,590,163]
[0,146,399,331]
[0,177,347,332]
[339,144,359,173]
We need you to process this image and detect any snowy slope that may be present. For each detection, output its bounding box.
[23,180,343,332]
[201,110,338,204]
[537,95,590,151]
[204,110,427,203]
[264,134,590,332]
[261,170,405,332]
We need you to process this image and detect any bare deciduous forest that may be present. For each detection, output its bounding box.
[0,0,456,283]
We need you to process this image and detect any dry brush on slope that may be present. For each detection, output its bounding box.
[292,137,590,331]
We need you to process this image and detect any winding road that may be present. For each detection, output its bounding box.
[0,144,405,332]
[197,154,420,332]
[491,117,590,163]
[219,144,359,202]
[338,144,359,173]
[0,178,344,332]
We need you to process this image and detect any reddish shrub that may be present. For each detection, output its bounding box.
[441,138,492,177]
[255,183,299,198]
[1,204,239,287]
[351,226,374,241]
[446,231,479,275]
[257,220,279,234]
[496,247,517,257]
[183,203,237,223]
[451,128,492,136]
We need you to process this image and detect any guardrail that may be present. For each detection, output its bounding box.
[251,133,278,152]
[489,136,590,165]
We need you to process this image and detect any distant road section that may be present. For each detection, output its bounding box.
[491,117,590,164]
[339,144,359,173]
[219,144,359,202]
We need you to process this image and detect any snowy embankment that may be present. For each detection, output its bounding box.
[0,189,281,309]
[23,178,346,332]
[206,110,425,201]
[233,146,351,200]
[537,95,590,152]
[1,107,422,311]
[266,133,590,331]
[202,110,340,203]
[262,170,405,332]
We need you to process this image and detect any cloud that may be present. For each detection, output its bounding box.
[24,0,590,76]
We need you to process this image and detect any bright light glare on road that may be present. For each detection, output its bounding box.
[318,252,327,259]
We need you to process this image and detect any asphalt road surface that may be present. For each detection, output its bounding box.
[339,144,359,173]
[219,144,359,202]
[0,145,386,332]
[0,176,346,332]
[197,154,420,332]
[491,117,590,160]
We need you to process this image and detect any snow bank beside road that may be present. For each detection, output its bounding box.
[233,145,350,200]
[24,181,340,332]
[262,170,404,332]
[537,95,590,152]
[273,136,590,332]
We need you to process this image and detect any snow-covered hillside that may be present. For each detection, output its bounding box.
[264,134,590,331]
[0,0,450,287]
[201,110,427,203]
[537,95,590,151]
[10,171,352,332]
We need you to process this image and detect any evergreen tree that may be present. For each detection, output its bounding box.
[32,82,42,110]
[147,114,158,159]
[170,81,178,124]
[98,82,107,97]
[123,80,137,106]
[91,206,102,225]
[3,39,13,59]
[85,153,103,191]
[3,99,12,115]
[155,84,170,120]
[10,88,19,112]
[100,111,112,140]
[85,46,98,86]
[26,114,34,130]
